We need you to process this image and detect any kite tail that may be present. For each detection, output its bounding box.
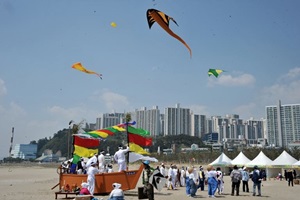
[163,26,192,58]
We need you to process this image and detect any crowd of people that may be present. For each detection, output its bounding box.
[154,162,296,198]
[61,151,298,199]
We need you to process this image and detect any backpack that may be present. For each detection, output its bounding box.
[232,171,241,183]
[251,170,261,183]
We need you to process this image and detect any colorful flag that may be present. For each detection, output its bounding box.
[73,135,99,148]
[129,143,150,155]
[128,133,152,146]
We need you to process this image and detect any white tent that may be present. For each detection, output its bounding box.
[267,151,298,178]
[246,151,273,179]
[209,152,232,166]
[270,150,297,167]
[292,160,300,167]
[231,152,251,167]
[209,153,232,175]
[245,151,273,168]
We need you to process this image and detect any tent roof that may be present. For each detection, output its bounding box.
[245,151,273,167]
[231,152,251,166]
[270,150,298,167]
[292,160,300,166]
[209,152,232,166]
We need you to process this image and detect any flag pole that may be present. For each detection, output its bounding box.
[125,113,131,170]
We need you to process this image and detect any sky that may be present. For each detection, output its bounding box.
[1,0,300,159]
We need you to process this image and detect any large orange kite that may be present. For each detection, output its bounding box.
[146,8,192,58]
[71,62,102,79]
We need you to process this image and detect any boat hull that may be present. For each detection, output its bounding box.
[58,164,143,194]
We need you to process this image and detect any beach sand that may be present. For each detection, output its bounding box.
[0,163,298,200]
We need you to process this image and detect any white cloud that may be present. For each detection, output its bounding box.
[189,104,210,116]
[101,91,129,112]
[259,67,300,105]
[281,67,300,80]
[0,79,7,96]
[90,90,130,113]
[48,105,98,123]
[232,103,261,119]
[208,73,256,87]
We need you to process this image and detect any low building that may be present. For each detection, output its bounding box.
[11,144,37,160]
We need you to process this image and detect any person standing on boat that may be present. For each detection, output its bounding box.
[86,153,98,169]
[98,150,106,173]
[114,144,130,172]
[76,157,85,174]
[87,162,99,196]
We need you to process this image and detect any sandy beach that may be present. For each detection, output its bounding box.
[0,163,299,200]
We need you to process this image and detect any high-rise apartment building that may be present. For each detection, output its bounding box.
[164,103,191,136]
[96,113,125,129]
[191,114,206,138]
[266,100,300,148]
[135,106,160,137]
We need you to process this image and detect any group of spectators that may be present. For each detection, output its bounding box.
[156,162,285,198]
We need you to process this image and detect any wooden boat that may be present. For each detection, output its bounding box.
[57,164,143,194]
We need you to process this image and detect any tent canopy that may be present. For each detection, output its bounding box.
[209,153,232,166]
[269,150,297,168]
[245,151,273,168]
[231,152,251,167]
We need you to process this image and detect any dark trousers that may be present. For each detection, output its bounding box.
[231,181,240,196]
[288,179,294,187]
[242,180,249,192]
[198,179,204,191]
[144,183,154,200]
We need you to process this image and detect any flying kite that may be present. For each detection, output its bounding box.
[71,62,102,79]
[146,9,192,58]
[208,69,225,78]
[110,22,117,27]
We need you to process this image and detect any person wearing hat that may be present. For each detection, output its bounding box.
[216,167,224,195]
[251,165,262,196]
[98,150,106,173]
[142,160,154,200]
[108,183,124,200]
[79,182,91,195]
[230,165,242,196]
[207,165,218,198]
[76,157,86,174]
[114,144,130,172]
[198,166,205,191]
[86,161,100,196]
[86,153,98,169]
[242,167,250,192]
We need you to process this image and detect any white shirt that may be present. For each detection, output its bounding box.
[114,147,129,164]
[86,155,97,168]
[98,154,105,167]
[160,166,166,176]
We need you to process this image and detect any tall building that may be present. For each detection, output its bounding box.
[96,113,124,129]
[135,106,160,137]
[164,103,191,136]
[266,100,300,148]
[191,114,206,138]
[244,119,264,145]
[11,144,37,159]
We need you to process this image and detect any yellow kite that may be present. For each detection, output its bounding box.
[71,62,102,79]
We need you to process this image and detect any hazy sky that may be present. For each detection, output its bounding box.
[1,0,300,159]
